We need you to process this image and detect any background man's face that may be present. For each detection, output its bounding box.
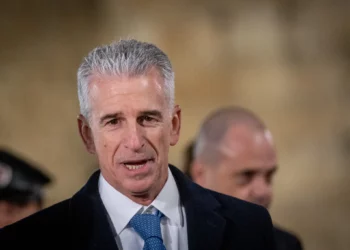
[201,126,277,208]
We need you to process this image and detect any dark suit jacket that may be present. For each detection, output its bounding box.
[274,226,303,250]
[0,165,276,250]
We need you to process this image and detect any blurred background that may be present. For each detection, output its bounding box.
[1,0,350,249]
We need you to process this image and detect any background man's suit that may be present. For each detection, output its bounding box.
[0,165,276,250]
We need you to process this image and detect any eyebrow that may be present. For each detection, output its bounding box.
[237,165,278,175]
[99,110,164,125]
[139,110,163,119]
[99,112,123,125]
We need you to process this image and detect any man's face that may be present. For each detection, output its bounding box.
[78,68,181,204]
[0,201,40,228]
[201,126,277,208]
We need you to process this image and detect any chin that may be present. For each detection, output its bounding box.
[128,181,153,194]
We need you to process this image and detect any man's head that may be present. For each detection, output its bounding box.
[191,107,277,208]
[0,148,51,227]
[77,39,181,205]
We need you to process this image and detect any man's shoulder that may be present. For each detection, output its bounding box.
[207,188,271,222]
[274,226,303,250]
[274,226,300,238]
[170,164,271,224]
[200,188,276,249]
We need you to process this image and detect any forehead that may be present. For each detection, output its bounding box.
[88,69,167,114]
[219,125,277,170]
[90,68,164,95]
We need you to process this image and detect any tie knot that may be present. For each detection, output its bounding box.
[130,213,162,240]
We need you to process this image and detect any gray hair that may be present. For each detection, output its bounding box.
[77,39,175,119]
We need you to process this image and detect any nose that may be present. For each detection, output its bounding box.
[123,122,145,151]
[250,177,272,207]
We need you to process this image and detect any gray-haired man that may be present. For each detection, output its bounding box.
[0,39,276,250]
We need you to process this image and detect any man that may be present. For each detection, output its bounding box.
[0,148,51,228]
[0,39,276,250]
[190,106,303,250]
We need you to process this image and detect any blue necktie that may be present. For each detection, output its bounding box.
[130,210,166,250]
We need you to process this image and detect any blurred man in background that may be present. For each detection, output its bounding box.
[0,148,51,228]
[188,106,303,250]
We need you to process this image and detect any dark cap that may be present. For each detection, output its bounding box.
[0,148,52,205]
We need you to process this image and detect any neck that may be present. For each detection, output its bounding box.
[130,174,168,206]
[129,193,156,206]
[103,170,169,207]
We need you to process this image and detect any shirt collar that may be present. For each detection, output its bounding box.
[98,173,142,235]
[151,168,183,226]
[99,167,183,235]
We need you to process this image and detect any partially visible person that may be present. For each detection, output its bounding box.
[190,106,303,250]
[0,148,52,228]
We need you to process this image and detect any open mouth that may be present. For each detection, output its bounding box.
[122,159,153,170]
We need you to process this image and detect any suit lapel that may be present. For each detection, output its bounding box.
[70,171,119,250]
[184,199,227,250]
[170,165,227,250]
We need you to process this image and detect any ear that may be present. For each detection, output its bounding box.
[77,114,96,154]
[190,160,205,185]
[169,105,181,146]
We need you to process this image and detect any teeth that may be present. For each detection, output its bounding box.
[125,164,144,170]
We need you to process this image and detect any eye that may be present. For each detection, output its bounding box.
[236,171,255,186]
[138,115,157,125]
[106,118,119,126]
[143,116,154,122]
[243,171,254,179]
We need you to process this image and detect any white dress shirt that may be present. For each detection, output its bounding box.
[99,168,188,250]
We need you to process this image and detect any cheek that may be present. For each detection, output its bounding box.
[146,127,171,149]
[94,131,121,164]
[94,128,121,148]
[220,176,250,200]
[233,188,251,201]
[266,188,273,198]
[206,170,225,189]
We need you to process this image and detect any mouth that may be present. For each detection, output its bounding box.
[122,158,154,171]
